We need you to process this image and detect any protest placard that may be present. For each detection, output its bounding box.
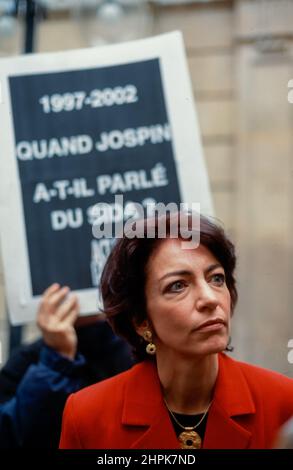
[0,32,212,324]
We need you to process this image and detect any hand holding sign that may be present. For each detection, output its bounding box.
[37,284,79,360]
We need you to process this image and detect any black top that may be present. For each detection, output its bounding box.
[168,410,209,448]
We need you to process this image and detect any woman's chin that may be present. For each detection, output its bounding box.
[195,335,229,356]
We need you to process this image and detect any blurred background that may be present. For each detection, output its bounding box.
[0,0,292,376]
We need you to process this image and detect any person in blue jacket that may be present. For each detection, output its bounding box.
[0,284,134,448]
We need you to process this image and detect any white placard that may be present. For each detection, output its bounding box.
[0,31,213,325]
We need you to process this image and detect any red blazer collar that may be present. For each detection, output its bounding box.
[213,353,256,416]
[122,361,179,448]
[204,353,255,448]
[121,354,255,449]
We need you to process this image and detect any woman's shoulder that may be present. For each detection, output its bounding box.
[74,363,138,398]
[221,352,293,393]
[66,361,152,412]
[60,360,157,444]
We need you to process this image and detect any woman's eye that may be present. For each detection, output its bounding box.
[211,273,226,286]
[166,281,186,293]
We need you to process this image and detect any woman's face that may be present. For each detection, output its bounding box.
[144,239,231,358]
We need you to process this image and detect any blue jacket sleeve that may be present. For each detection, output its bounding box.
[0,346,86,448]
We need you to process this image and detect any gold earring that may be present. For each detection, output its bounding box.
[143,330,156,355]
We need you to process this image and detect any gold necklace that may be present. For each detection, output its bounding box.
[164,399,212,449]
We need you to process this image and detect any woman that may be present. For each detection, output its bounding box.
[60,212,293,449]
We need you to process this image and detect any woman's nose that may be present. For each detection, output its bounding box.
[195,282,219,312]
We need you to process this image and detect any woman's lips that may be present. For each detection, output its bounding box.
[195,319,226,333]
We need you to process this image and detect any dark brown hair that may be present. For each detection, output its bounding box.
[100,212,237,360]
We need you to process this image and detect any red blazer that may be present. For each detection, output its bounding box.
[59,353,293,449]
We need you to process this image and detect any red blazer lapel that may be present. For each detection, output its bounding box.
[204,401,252,449]
[204,354,255,449]
[130,408,180,449]
[121,361,179,449]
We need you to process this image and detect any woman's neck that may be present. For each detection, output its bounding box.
[157,353,218,414]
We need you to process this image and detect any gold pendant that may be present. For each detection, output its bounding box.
[178,430,202,449]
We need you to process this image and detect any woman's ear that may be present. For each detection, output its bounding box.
[134,319,149,338]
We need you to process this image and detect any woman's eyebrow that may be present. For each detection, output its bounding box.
[159,270,192,282]
[204,263,223,275]
[159,264,223,282]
